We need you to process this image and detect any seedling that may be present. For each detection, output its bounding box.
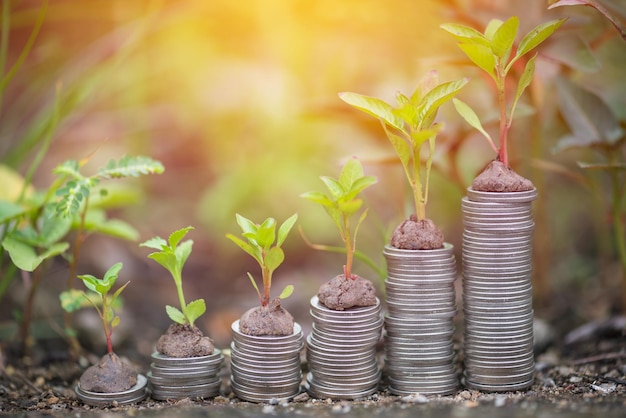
[441,16,565,167]
[301,157,377,280]
[339,71,467,222]
[140,227,206,327]
[226,213,298,307]
[60,262,129,354]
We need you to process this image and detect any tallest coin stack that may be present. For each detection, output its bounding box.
[461,187,537,392]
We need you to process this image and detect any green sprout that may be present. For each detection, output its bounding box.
[60,262,129,354]
[339,71,467,222]
[441,16,566,168]
[140,226,206,327]
[226,213,298,307]
[301,157,377,280]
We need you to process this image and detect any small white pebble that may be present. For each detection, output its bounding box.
[262,405,274,414]
[401,394,429,404]
[569,376,583,383]
[494,396,506,407]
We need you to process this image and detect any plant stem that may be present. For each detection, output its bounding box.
[173,273,190,324]
[343,214,354,279]
[497,73,509,167]
[19,268,41,358]
[261,264,270,306]
[101,297,113,354]
[413,145,426,221]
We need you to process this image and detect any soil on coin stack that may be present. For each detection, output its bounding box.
[390,216,444,250]
[156,323,214,357]
[471,160,534,192]
[238,298,294,336]
[317,275,377,311]
[78,352,137,393]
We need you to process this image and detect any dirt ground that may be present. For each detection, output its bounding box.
[1,320,624,417]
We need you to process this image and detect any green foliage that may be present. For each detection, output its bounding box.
[226,213,298,306]
[140,226,206,327]
[301,157,377,279]
[442,16,565,167]
[339,71,467,221]
[60,262,129,354]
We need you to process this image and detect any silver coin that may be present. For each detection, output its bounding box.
[384,243,454,259]
[462,195,535,209]
[75,374,148,406]
[466,187,537,202]
[464,378,534,392]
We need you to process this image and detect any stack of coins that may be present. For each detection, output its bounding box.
[149,349,223,400]
[75,374,148,406]
[383,244,459,395]
[230,320,303,402]
[305,295,383,399]
[461,188,537,392]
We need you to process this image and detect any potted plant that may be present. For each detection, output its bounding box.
[339,71,466,395]
[441,16,565,391]
[60,263,148,405]
[140,226,223,399]
[300,156,383,399]
[226,213,302,402]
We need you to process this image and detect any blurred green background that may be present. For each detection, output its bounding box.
[1,0,624,357]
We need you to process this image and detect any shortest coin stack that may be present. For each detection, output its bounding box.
[76,374,148,406]
[306,295,383,400]
[230,320,304,403]
[149,350,224,400]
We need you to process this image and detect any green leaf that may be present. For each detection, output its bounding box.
[235,214,258,236]
[147,251,178,279]
[440,23,490,47]
[0,200,27,224]
[511,54,537,119]
[384,128,411,172]
[419,78,469,125]
[247,272,261,299]
[77,274,105,294]
[320,176,345,200]
[278,284,294,299]
[300,191,334,207]
[111,280,130,303]
[256,219,277,249]
[52,160,82,179]
[264,246,285,273]
[97,155,164,180]
[174,240,193,276]
[339,157,364,190]
[338,199,363,217]
[168,226,194,249]
[555,77,623,147]
[226,233,262,264]
[165,305,186,325]
[511,18,567,70]
[111,316,121,329]
[59,289,87,313]
[2,237,69,272]
[37,205,72,246]
[338,92,404,130]
[491,16,518,59]
[452,98,494,143]
[277,213,298,247]
[185,299,206,326]
[80,209,139,241]
[103,262,123,284]
[346,176,377,200]
[411,70,439,104]
[139,236,168,250]
[484,19,503,39]
[458,43,497,80]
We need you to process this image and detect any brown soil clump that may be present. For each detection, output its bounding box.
[318,274,377,310]
[156,323,214,358]
[78,352,137,393]
[471,160,534,192]
[239,299,294,336]
[390,216,444,250]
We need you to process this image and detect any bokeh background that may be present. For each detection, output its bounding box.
[1,0,624,362]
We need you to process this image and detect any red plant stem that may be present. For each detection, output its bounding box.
[19,268,41,357]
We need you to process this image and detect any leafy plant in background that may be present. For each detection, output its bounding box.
[441,16,565,167]
[140,227,206,328]
[301,157,377,280]
[226,213,298,307]
[0,154,163,357]
[60,262,129,354]
[339,71,467,223]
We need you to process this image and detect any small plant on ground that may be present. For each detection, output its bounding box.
[141,227,215,357]
[140,227,205,328]
[60,262,128,354]
[339,71,467,249]
[441,16,565,169]
[301,156,380,311]
[227,213,298,336]
[301,156,377,280]
[227,214,298,307]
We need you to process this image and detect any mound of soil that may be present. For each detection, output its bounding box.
[239,299,294,336]
[472,160,534,192]
[78,352,137,393]
[156,323,214,358]
[390,216,444,250]
[318,274,377,310]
